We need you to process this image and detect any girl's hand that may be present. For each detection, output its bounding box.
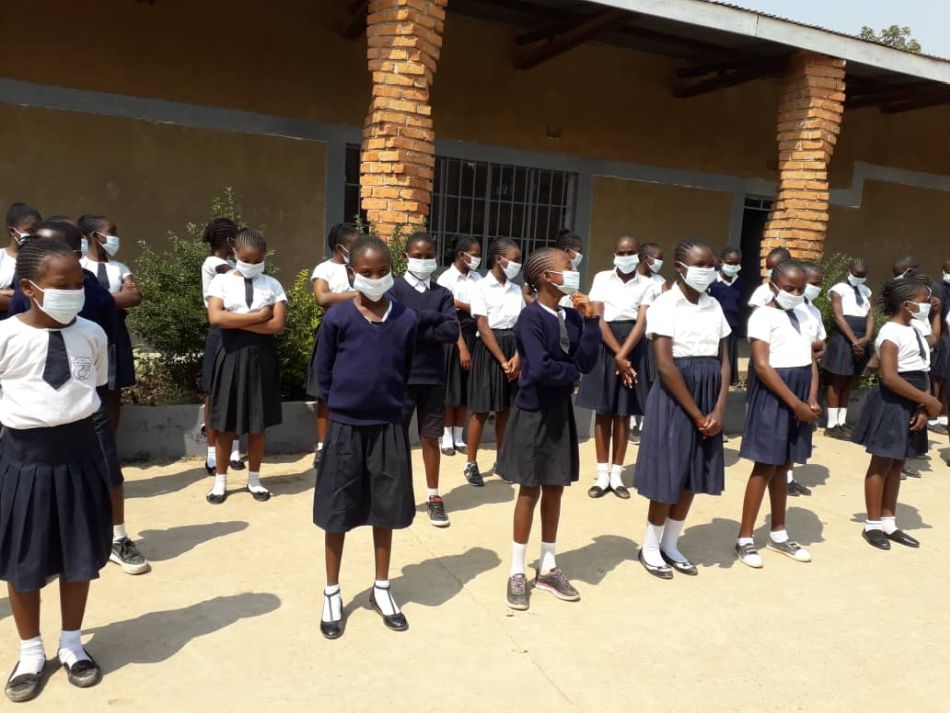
[700,412,722,438]
[808,399,822,416]
[508,361,521,381]
[692,415,707,433]
[255,305,274,323]
[909,407,929,432]
[793,401,818,423]
[924,395,943,419]
[614,356,634,387]
[459,347,472,371]
[571,293,596,319]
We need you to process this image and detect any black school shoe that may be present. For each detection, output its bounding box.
[587,484,607,499]
[787,481,812,496]
[370,586,408,632]
[61,651,102,689]
[463,462,484,487]
[204,461,215,475]
[661,550,698,576]
[320,592,344,640]
[886,529,920,548]
[862,529,891,550]
[638,550,673,580]
[229,458,246,471]
[206,491,227,505]
[5,662,44,703]
[611,484,631,500]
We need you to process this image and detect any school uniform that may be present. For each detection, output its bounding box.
[822,281,873,376]
[201,256,232,394]
[851,321,931,459]
[0,316,112,592]
[709,273,745,385]
[739,304,815,466]
[576,269,656,416]
[81,256,136,389]
[931,279,950,383]
[0,248,15,291]
[436,265,482,408]
[305,259,352,399]
[467,272,525,413]
[388,273,460,439]
[634,284,731,504]
[748,282,774,309]
[312,300,418,532]
[497,302,601,487]
[206,271,286,434]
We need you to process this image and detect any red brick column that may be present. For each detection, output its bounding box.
[360,0,448,240]
[761,51,846,264]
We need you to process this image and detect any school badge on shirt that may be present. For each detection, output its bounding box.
[73,356,93,381]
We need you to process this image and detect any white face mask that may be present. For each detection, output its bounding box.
[97,232,120,257]
[463,253,481,271]
[353,272,394,302]
[613,254,639,275]
[648,258,664,274]
[549,270,580,296]
[804,283,822,302]
[236,260,266,279]
[569,251,583,270]
[29,282,86,325]
[12,229,31,247]
[721,263,741,278]
[764,269,773,280]
[406,257,438,280]
[339,246,351,266]
[773,285,805,311]
[80,238,89,256]
[501,259,522,280]
[910,301,931,322]
[943,272,950,284]
[847,273,867,287]
[678,263,717,293]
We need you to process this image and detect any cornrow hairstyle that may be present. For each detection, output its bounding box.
[673,239,709,265]
[235,227,267,252]
[350,234,391,266]
[77,214,108,237]
[6,202,41,230]
[523,247,561,292]
[489,237,518,265]
[406,231,436,251]
[38,219,83,252]
[554,232,583,252]
[639,242,661,260]
[800,260,822,279]
[879,272,932,316]
[452,234,480,256]
[327,223,360,251]
[15,236,75,284]
[201,217,238,251]
[772,258,806,280]
[767,246,791,262]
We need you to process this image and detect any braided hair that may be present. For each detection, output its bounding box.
[37,219,83,252]
[77,214,108,238]
[15,236,75,284]
[488,237,519,267]
[879,272,931,316]
[350,234,391,268]
[522,247,561,292]
[673,239,709,266]
[639,242,662,261]
[202,217,238,253]
[5,202,41,230]
[327,223,360,252]
[772,258,806,281]
[234,227,267,253]
[848,257,867,275]
[554,231,582,253]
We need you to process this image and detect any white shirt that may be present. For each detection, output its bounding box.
[804,302,827,342]
[876,321,930,372]
[206,272,287,314]
[746,304,814,368]
[588,269,656,322]
[403,273,431,293]
[202,256,233,306]
[650,273,666,291]
[80,257,132,295]
[0,248,16,290]
[647,283,732,357]
[748,283,774,308]
[0,316,108,429]
[469,272,525,329]
[310,259,352,294]
[436,264,482,304]
[829,282,872,317]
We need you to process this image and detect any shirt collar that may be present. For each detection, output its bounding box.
[670,282,713,308]
[485,271,517,292]
[610,269,643,285]
[537,301,559,317]
[403,273,430,292]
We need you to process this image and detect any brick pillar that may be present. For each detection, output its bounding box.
[360,0,448,240]
[761,51,846,265]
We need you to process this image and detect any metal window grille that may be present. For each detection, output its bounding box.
[744,196,774,212]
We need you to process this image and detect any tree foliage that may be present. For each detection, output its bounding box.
[858,25,922,53]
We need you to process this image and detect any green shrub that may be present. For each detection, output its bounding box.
[278,269,322,400]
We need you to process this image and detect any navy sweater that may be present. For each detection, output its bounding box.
[513,302,601,411]
[316,299,418,425]
[387,277,459,385]
[709,277,744,330]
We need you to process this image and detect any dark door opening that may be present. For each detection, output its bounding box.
[737,196,773,336]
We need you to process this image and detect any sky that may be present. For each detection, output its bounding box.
[727,0,950,59]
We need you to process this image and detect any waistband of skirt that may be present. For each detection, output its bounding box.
[609,319,636,325]
[673,355,719,364]
[2,417,97,464]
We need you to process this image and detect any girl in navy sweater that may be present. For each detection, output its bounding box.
[500,248,601,611]
[313,236,418,638]
[708,247,744,386]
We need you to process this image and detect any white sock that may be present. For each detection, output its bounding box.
[206,446,216,467]
[427,487,439,499]
[209,473,227,497]
[113,524,128,543]
[539,541,557,575]
[939,416,948,426]
[786,469,794,484]
[881,516,898,535]
[595,462,609,490]
[642,522,665,567]
[15,636,45,677]
[770,529,789,543]
[317,442,324,452]
[230,439,241,462]
[737,536,754,546]
[246,471,268,494]
[609,463,624,490]
[453,426,465,447]
[865,518,882,532]
[373,580,400,616]
[826,409,838,428]
[638,416,645,429]
[510,541,527,577]
[57,630,90,668]
[629,416,637,429]
[659,518,687,562]
[322,584,342,622]
[839,408,848,426]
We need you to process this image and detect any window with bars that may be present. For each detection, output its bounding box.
[343,145,578,264]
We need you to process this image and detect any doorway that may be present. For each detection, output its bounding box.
[737,196,773,336]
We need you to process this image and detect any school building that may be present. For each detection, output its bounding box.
[1,0,949,294]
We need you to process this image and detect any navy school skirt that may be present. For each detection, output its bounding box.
[822,315,870,377]
[0,419,113,591]
[312,421,414,533]
[725,331,739,386]
[113,310,136,389]
[851,371,930,460]
[201,326,223,394]
[444,314,478,409]
[209,329,282,435]
[304,327,322,400]
[468,329,518,414]
[739,365,814,466]
[576,320,642,417]
[634,356,725,504]
[932,333,950,384]
[497,398,579,487]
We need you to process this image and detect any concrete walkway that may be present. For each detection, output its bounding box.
[6,431,949,711]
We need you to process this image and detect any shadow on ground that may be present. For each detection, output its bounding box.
[138,521,249,562]
[849,503,933,531]
[534,535,637,585]
[124,464,210,499]
[422,479,515,514]
[0,598,8,622]
[795,463,831,489]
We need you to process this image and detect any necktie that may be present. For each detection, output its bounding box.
[785,309,801,334]
[912,327,927,360]
[853,285,865,307]
[557,310,570,353]
[97,262,110,290]
[244,278,254,309]
[43,331,71,389]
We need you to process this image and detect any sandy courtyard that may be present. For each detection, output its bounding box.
[4,430,949,712]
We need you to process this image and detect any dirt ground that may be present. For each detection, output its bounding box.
[5,428,949,712]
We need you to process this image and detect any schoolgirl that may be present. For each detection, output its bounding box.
[823,258,874,438]
[735,260,821,568]
[747,246,791,309]
[927,259,950,433]
[708,247,744,385]
[0,238,113,701]
[520,232,583,306]
[634,240,731,579]
[306,223,360,467]
[464,237,525,487]
[436,235,483,456]
[313,235,418,638]
[576,235,654,499]
[1,203,41,314]
[636,242,667,294]
[500,247,600,611]
[200,218,243,474]
[388,232,459,527]
[205,228,286,504]
[851,274,942,549]
[628,241,666,441]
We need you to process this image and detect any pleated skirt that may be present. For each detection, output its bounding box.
[636,340,657,409]
[932,333,950,383]
[725,331,739,386]
[739,365,814,466]
[634,356,725,504]
[0,419,113,592]
[304,327,322,400]
[497,399,579,487]
[201,327,223,394]
[444,317,478,409]
[575,320,641,416]
[468,329,518,414]
[851,371,930,460]
[209,329,282,435]
[113,310,136,389]
[822,315,869,377]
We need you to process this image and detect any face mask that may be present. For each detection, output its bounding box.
[236,260,266,279]
[804,284,822,302]
[721,263,741,278]
[678,263,717,293]
[12,229,31,247]
[549,270,580,296]
[406,257,438,280]
[29,282,85,325]
[98,232,120,257]
[648,258,664,274]
[847,273,866,287]
[501,259,522,280]
[80,238,89,255]
[943,272,950,284]
[569,251,583,270]
[339,246,351,266]
[773,286,805,311]
[764,269,773,280]
[910,301,931,322]
[353,272,394,302]
[613,254,639,275]
[463,253,481,271]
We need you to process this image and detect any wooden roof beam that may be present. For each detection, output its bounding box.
[672,57,788,98]
[513,8,629,70]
